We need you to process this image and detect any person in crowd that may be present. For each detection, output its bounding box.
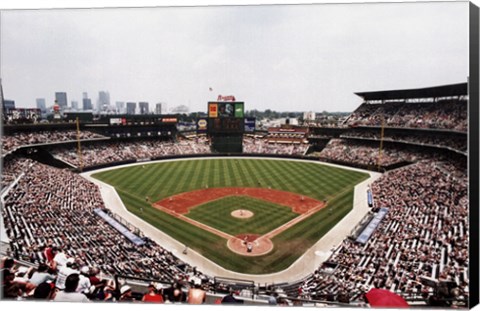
[13,266,31,284]
[2,269,27,299]
[268,292,278,305]
[44,245,58,265]
[77,266,91,293]
[221,287,242,304]
[52,247,69,271]
[119,285,134,302]
[88,267,101,287]
[96,279,117,301]
[1,257,16,271]
[142,282,164,303]
[32,282,55,300]
[187,277,206,304]
[54,273,89,302]
[29,263,56,286]
[55,258,79,290]
[163,282,183,303]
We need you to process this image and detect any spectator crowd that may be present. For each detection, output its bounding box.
[1,156,34,191]
[243,137,309,155]
[2,130,106,155]
[1,157,214,301]
[346,99,467,132]
[2,254,215,304]
[50,138,211,168]
[296,161,468,305]
[340,130,467,153]
[317,139,430,167]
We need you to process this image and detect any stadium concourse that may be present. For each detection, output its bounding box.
[0,82,470,307]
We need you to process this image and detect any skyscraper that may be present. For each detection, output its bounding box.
[36,98,47,114]
[155,103,162,115]
[115,101,125,114]
[4,100,15,111]
[71,101,79,110]
[98,91,110,112]
[126,102,136,115]
[82,92,93,110]
[55,92,68,109]
[139,102,149,114]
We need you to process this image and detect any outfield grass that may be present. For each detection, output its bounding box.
[92,158,369,274]
[185,195,299,236]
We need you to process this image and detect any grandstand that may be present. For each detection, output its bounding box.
[0,82,474,308]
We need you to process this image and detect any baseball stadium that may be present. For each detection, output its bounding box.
[1,1,479,309]
[0,80,476,308]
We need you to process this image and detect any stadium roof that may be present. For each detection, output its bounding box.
[355,82,467,101]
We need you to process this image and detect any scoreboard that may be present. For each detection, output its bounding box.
[207,101,245,134]
[205,99,248,153]
[208,102,244,118]
[210,118,244,133]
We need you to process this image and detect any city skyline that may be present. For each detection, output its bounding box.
[0,2,469,113]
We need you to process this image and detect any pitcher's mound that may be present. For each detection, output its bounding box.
[227,234,273,256]
[231,209,254,219]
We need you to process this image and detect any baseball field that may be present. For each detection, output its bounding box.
[92,158,369,274]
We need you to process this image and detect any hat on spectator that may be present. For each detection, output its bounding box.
[120,285,132,295]
[155,283,166,290]
[80,266,89,275]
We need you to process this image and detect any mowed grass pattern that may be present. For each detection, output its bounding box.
[93,158,367,202]
[92,158,369,274]
[185,196,299,236]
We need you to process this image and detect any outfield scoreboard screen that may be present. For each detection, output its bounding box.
[209,117,244,133]
[208,102,244,118]
[207,101,245,134]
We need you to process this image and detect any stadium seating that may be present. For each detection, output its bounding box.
[345,99,467,132]
[2,130,107,155]
[50,137,211,168]
[243,137,309,155]
[340,130,467,153]
[294,161,468,305]
[2,159,213,294]
[315,138,429,167]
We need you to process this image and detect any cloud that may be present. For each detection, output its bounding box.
[0,2,469,112]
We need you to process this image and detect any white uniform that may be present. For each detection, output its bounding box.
[55,266,79,290]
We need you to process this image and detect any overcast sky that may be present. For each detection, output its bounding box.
[0,1,469,113]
